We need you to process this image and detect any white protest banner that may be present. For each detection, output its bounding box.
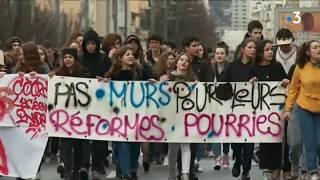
[0,74,48,178]
[47,76,287,143]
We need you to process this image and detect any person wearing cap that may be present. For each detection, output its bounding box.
[124,34,154,80]
[4,36,23,73]
[276,29,308,179]
[79,29,112,180]
[274,28,297,75]
[123,35,155,173]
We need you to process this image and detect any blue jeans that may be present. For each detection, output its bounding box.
[212,143,230,157]
[112,142,140,176]
[295,105,320,172]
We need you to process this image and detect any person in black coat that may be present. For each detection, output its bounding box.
[79,29,112,180]
[249,40,291,180]
[223,38,256,180]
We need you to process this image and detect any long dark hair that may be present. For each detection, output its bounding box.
[254,40,274,65]
[17,41,42,73]
[199,43,209,61]
[154,51,176,79]
[296,40,320,68]
[101,33,122,54]
[105,46,141,79]
[37,45,53,70]
[57,53,82,77]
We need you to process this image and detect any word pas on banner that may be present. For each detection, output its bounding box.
[47,76,287,143]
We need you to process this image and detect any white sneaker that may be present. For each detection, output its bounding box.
[181,173,189,180]
[214,156,221,170]
[163,156,169,166]
[262,171,270,180]
[311,173,320,180]
[32,172,41,180]
[208,151,214,157]
[222,155,229,169]
[198,165,203,172]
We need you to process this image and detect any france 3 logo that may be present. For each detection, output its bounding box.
[287,11,301,24]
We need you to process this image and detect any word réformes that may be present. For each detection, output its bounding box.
[49,110,282,142]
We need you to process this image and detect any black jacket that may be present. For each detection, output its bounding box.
[223,60,252,82]
[212,62,229,82]
[80,29,112,78]
[191,56,214,82]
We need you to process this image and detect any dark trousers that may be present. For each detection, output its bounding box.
[50,137,60,155]
[91,140,108,172]
[231,143,254,173]
[60,139,90,175]
[259,143,291,171]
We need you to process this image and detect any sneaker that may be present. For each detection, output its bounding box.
[300,172,308,180]
[208,151,214,157]
[311,173,320,180]
[214,156,221,170]
[31,173,40,180]
[130,172,138,180]
[56,162,65,178]
[163,156,169,166]
[79,168,89,180]
[194,159,199,172]
[270,170,280,180]
[283,171,294,180]
[92,170,101,180]
[143,162,150,172]
[262,171,270,180]
[232,161,240,177]
[181,174,189,180]
[241,173,250,180]
[291,166,299,179]
[222,155,229,169]
[197,164,203,172]
[121,175,131,180]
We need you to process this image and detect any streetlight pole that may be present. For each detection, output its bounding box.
[124,0,128,37]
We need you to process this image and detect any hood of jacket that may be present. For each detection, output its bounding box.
[82,29,101,54]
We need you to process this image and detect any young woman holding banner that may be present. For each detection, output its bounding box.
[249,40,291,180]
[165,52,198,180]
[14,41,51,180]
[104,45,151,180]
[223,38,256,180]
[53,48,91,180]
[211,41,231,171]
[284,40,320,180]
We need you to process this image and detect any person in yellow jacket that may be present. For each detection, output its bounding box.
[284,40,320,180]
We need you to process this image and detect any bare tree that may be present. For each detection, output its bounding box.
[0,0,80,49]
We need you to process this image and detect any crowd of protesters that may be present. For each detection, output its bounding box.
[0,19,320,180]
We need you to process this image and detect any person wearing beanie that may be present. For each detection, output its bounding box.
[4,36,23,73]
[55,47,86,180]
[63,48,78,60]
[79,29,112,180]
